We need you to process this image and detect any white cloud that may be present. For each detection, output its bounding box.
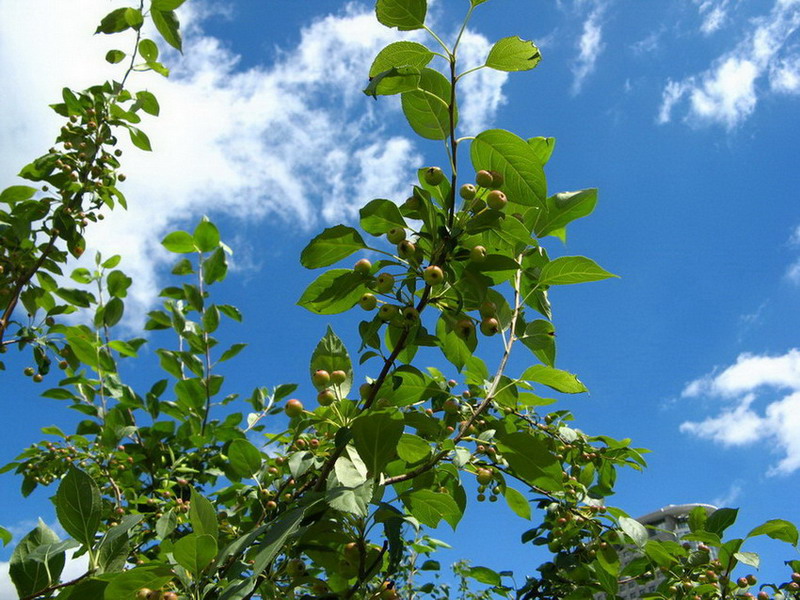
[631,28,664,56]
[680,349,800,474]
[784,225,800,284]
[695,0,732,35]
[658,0,800,128]
[0,1,510,325]
[711,481,743,507]
[456,30,509,134]
[572,6,606,94]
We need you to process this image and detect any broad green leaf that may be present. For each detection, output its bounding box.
[228,439,262,478]
[103,565,174,600]
[102,297,124,327]
[537,256,617,286]
[705,507,738,536]
[97,515,142,574]
[535,188,597,240]
[334,453,368,488]
[138,39,159,62]
[734,551,760,569]
[194,218,220,252]
[397,433,431,463]
[151,9,182,51]
[521,364,587,394]
[300,225,367,269]
[96,8,131,34]
[350,409,405,475]
[401,68,454,140]
[155,510,177,540]
[471,129,546,206]
[0,185,36,204]
[619,516,648,548]
[503,486,531,519]
[107,270,132,298]
[0,526,10,546]
[689,505,708,533]
[189,489,219,542]
[310,326,353,397]
[9,520,65,598]
[405,489,462,530]
[747,519,799,545]
[364,66,422,97]
[519,319,556,367]
[55,466,102,547]
[152,0,187,9]
[219,343,247,363]
[297,269,369,314]
[250,509,305,576]
[383,366,431,406]
[375,0,427,30]
[464,565,501,586]
[106,50,126,64]
[359,199,406,235]
[486,37,541,71]
[161,231,196,253]
[55,288,94,308]
[495,432,562,490]
[203,247,228,284]
[470,0,490,6]
[327,480,374,517]
[528,136,556,166]
[127,125,152,151]
[369,41,434,77]
[174,533,217,576]
[436,314,477,372]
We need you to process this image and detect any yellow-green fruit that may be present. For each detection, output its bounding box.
[375,272,395,293]
[286,558,307,579]
[488,170,504,188]
[311,581,330,595]
[454,318,475,339]
[359,293,378,311]
[386,227,406,244]
[486,190,507,211]
[331,370,347,385]
[402,306,419,324]
[338,558,359,579]
[317,389,336,406]
[354,258,372,274]
[460,183,477,200]
[397,240,416,260]
[476,468,493,485]
[479,301,497,318]
[475,170,493,188]
[480,317,500,336]
[378,304,398,322]
[423,265,445,285]
[360,383,373,399]
[443,399,460,414]
[311,369,330,387]
[284,399,304,418]
[343,542,360,562]
[135,589,153,600]
[424,166,445,186]
[470,246,487,263]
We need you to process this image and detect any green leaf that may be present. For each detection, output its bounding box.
[174,533,217,576]
[401,68,453,140]
[194,218,220,252]
[405,490,462,530]
[375,0,427,30]
[486,36,541,71]
[519,319,556,367]
[9,520,65,598]
[97,515,142,574]
[464,565,501,586]
[189,489,219,542]
[155,510,177,540]
[528,136,556,165]
[297,269,369,315]
[107,270,132,298]
[55,288,94,308]
[364,66,422,97]
[747,519,799,546]
[310,326,353,397]
[96,8,131,34]
[161,230,196,253]
[734,551,760,569]
[0,185,36,204]
[619,516,648,548]
[151,9,182,51]
[105,50,126,64]
[436,314,477,372]
[152,0,186,9]
[0,526,10,546]
[397,433,431,463]
[503,486,531,519]
[521,364,587,394]
[219,343,247,363]
[369,41,434,77]
[327,480,374,517]
[127,125,152,151]
[706,507,738,536]
[135,90,160,116]
[495,432,562,490]
[471,129,546,206]
[138,39,159,62]
[689,505,708,533]
[535,189,597,240]
[537,256,617,286]
[300,225,367,269]
[55,466,102,547]
[102,297,124,327]
[228,439,262,479]
[350,409,405,476]
[103,565,174,600]
[359,199,406,235]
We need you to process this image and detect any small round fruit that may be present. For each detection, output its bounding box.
[375,272,395,293]
[488,170,504,188]
[338,558,359,579]
[331,370,347,385]
[135,589,152,600]
[311,581,330,595]
[317,389,336,406]
[360,383,373,399]
[476,468,493,485]
[32,373,44,383]
[359,293,377,311]
[162,593,178,600]
[454,318,475,339]
[403,195,420,210]
[479,301,497,318]
[757,592,769,600]
[265,500,277,510]
[443,399,460,415]
[286,558,307,579]
[480,317,500,336]
[486,190,507,211]
[424,166,445,186]
[475,170,494,188]
[354,258,372,274]
[284,399,304,418]
[386,227,406,244]
[402,306,419,323]
[397,240,416,260]
[23,367,35,377]
[311,369,331,387]
[459,184,477,200]
[343,542,360,562]
[469,246,487,263]
[378,304,398,322]
[423,265,445,285]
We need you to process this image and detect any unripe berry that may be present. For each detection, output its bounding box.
[488,170,504,188]
[475,170,493,188]
[480,317,500,336]
[478,301,497,318]
[284,399,304,418]
[460,184,477,200]
[476,469,491,485]
[375,272,395,293]
[317,389,336,406]
[424,166,445,186]
[24,367,35,377]
[386,227,406,244]
[397,240,416,260]
[378,304,398,322]
[443,399,460,414]
[454,318,475,340]
[135,589,153,600]
[423,265,445,285]
[286,558,306,579]
[469,246,487,263]
[331,370,347,385]
[359,293,377,311]
[354,258,372,274]
[402,306,419,323]
[487,190,507,211]
[312,370,331,387]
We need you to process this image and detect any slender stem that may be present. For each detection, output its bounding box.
[119,0,145,90]
[455,64,486,80]
[423,25,450,56]
[19,571,91,600]
[198,252,213,435]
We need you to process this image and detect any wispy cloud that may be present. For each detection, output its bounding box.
[572,5,607,94]
[0,1,510,325]
[658,0,800,128]
[680,349,800,475]
[783,224,800,285]
[695,0,733,35]
[711,481,743,507]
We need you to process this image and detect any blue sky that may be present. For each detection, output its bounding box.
[1,0,800,594]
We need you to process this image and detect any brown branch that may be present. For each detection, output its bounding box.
[19,570,91,600]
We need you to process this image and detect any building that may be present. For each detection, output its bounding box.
[615,503,718,600]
